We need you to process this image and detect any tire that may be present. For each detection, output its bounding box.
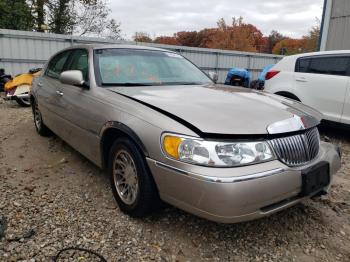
[32,100,51,136]
[230,79,241,86]
[243,80,249,88]
[249,80,258,89]
[109,137,160,217]
[15,97,31,107]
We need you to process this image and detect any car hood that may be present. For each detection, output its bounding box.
[106,84,322,136]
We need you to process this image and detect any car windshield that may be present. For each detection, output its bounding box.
[94,48,212,86]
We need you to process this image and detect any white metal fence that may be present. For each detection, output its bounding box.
[0,29,283,83]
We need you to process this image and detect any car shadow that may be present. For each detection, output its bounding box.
[319,123,350,143]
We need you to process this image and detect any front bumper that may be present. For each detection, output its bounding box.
[147,142,341,223]
[4,85,30,101]
[3,93,30,101]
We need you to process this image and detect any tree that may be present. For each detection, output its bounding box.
[302,19,320,52]
[195,28,217,48]
[105,19,122,40]
[154,36,179,45]
[0,0,33,30]
[264,30,287,53]
[47,0,73,34]
[243,24,266,52]
[27,0,48,31]
[272,38,306,55]
[210,17,257,52]
[133,32,152,43]
[72,0,121,38]
[152,17,265,52]
[27,0,122,38]
[175,31,199,47]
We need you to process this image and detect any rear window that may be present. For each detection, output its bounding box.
[295,56,350,76]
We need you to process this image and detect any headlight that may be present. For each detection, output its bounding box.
[162,134,275,167]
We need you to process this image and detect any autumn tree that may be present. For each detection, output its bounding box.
[175,31,199,47]
[264,30,287,53]
[272,38,306,55]
[154,36,179,45]
[133,32,152,43]
[302,19,320,52]
[195,28,218,48]
[211,17,257,52]
[244,24,266,53]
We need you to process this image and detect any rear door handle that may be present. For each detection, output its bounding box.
[38,82,43,87]
[296,77,307,82]
[56,90,64,96]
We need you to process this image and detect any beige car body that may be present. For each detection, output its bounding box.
[31,45,341,223]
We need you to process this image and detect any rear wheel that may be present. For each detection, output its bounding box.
[230,78,241,86]
[109,138,160,217]
[15,97,31,107]
[32,100,51,136]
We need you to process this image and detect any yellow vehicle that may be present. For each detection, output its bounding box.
[4,68,41,107]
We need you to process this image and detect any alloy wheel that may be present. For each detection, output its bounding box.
[34,103,42,130]
[113,150,139,205]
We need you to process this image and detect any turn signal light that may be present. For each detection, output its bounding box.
[162,135,183,159]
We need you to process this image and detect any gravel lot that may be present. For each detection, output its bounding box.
[0,98,349,262]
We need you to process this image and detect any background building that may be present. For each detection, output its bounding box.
[320,0,350,51]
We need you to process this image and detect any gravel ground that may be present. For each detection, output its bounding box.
[0,98,349,262]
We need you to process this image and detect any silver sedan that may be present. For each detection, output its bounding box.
[30,45,341,223]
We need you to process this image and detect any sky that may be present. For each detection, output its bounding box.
[109,0,324,40]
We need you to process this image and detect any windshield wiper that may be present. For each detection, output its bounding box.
[101,82,208,87]
[102,83,154,86]
[163,82,206,85]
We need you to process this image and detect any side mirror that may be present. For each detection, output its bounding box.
[60,70,86,87]
[208,71,218,83]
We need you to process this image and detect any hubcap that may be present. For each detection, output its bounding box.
[34,103,42,130]
[113,150,139,205]
[20,98,31,106]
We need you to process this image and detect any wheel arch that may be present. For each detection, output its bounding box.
[275,91,301,102]
[30,94,36,113]
[100,122,149,170]
[30,94,36,104]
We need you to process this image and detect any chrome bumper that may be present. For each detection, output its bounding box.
[4,93,30,100]
[148,142,341,223]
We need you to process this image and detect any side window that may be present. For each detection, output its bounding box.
[66,49,89,80]
[295,58,310,73]
[46,51,71,79]
[296,56,350,76]
[307,57,349,76]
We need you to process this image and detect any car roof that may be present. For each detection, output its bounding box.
[287,50,350,60]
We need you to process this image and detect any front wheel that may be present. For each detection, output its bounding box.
[109,138,160,217]
[32,100,51,136]
[15,97,31,107]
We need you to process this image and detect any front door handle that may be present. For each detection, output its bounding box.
[296,77,307,82]
[56,90,64,96]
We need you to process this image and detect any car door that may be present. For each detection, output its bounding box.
[36,50,72,134]
[54,48,102,164]
[294,55,350,123]
[341,76,350,125]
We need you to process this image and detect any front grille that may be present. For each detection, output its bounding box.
[269,127,320,167]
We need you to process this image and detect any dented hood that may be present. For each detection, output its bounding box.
[107,84,322,136]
